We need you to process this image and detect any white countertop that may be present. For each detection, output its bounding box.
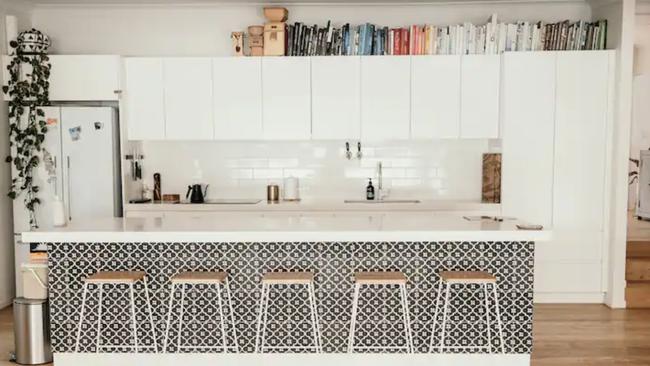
[125,199,500,213]
[21,213,551,243]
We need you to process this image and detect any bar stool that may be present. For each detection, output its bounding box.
[254,272,322,353]
[162,271,238,353]
[348,271,414,353]
[74,271,157,353]
[429,271,505,354]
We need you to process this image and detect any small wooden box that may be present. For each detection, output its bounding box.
[263,7,288,22]
[264,22,285,56]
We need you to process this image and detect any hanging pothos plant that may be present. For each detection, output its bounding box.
[2,29,51,228]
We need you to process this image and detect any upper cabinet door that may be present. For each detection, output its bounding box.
[311,56,361,140]
[213,57,263,140]
[460,55,500,138]
[49,55,121,101]
[262,57,311,140]
[501,52,557,228]
[411,55,461,139]
[124,58,165,140]
[163,58,214,140]
[553,51,611,231]
[360,56,411,141]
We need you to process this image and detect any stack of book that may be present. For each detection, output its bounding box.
[283,15,607,56]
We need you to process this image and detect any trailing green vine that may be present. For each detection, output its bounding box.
[2,30,51,228]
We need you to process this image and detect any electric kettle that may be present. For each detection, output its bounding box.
[186,184,208,203]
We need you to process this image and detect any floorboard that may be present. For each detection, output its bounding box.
[2,304,650,365]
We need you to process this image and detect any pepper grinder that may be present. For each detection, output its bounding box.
[153,173,161,202]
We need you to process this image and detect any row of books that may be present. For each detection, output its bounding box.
[284,15,607,56]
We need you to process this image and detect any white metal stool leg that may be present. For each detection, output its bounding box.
[347,283,361,353]
[306,282,322,353]
[176,283,185,351]
[128,283,138,352]
[215,283,228,353]
[163,283,176,353]
[224,279,239,353]
[259,283,271,353]
[143,277,158,353]
[429,279,443,353]
[438,282,451,353]
[254,283,268,353]
[492,283,506,354]
[95,284,103,353]
[483,283,492,353]
[399,284,414,353]
[74,282,89,353]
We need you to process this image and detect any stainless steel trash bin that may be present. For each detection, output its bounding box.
[13,298,53,365]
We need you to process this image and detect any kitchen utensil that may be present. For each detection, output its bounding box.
[345,142,352,160]
[283,177,300,201]
[267,184,280,202]
[153,173,161,201]
[162,194,181,204]
[516,224,544,230]
[186,184,209,203]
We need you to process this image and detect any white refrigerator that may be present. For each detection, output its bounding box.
[13,106,122,297]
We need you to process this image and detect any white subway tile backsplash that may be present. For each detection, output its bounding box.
[140,140,489,201]
[253,168,284,179]
[269,158,299,168]
[283,168,314,178]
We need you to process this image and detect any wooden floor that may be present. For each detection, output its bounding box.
[2,304,650,365]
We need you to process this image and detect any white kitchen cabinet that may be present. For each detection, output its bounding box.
[262,57,311,140]
[501,52,557,228]
[163,58,214,140]
[3,55,120,101]
[411,55,461,139]
[360,56,411,140]
[311,56,361,140]
[460,55,500,138]
[49,55,121,101]
[124,58,165,140]
[213,57,263,140]
[553,51,610,232]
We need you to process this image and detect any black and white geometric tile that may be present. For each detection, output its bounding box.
[47,241,534,354]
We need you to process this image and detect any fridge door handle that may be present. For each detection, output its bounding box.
[66,156,72,221]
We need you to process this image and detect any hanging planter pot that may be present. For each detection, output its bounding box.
[17,28,51,54]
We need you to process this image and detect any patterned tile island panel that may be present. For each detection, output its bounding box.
[47,241,534,354]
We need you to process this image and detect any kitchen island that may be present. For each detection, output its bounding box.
[22,213,550,366]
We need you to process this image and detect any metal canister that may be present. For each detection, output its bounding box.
[267,184,280,202]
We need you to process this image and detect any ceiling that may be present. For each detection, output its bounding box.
[26,0,586,5]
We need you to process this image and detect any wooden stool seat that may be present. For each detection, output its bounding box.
[85,271,146,284]
[354,271,407,285]
[171,271,227,284]
[439,271,496,284]
[261,272,314,285]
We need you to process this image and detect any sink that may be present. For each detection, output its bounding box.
[203,199,262,204]
[344,199,421,204]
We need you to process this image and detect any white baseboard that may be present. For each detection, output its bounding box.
[534,292,605,304]
[54,353,531,366]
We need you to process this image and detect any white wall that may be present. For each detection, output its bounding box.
[30,3,590,56]
[0,1,32,308]
[140,140,490,202]
[592,0,636,308]
[631,14,650,208]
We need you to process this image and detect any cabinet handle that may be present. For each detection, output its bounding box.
[113,90,122,94]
